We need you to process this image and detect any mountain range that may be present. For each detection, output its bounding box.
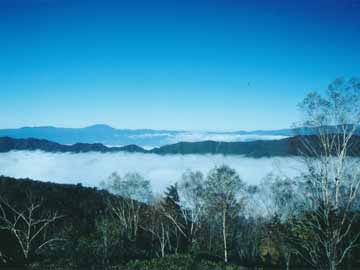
[0,125,296,147]
[1,135,360,158]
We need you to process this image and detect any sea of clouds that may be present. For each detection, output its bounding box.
[164,133,289,144]
[0,151,302,194]
[128,132,289,147]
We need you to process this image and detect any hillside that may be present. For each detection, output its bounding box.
[0,176,151,268]
[0,137,146,153]
[1,135,360,157]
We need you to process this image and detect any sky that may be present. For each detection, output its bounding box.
[0,0,359,131]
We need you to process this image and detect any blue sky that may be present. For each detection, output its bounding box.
[0,0,359,131]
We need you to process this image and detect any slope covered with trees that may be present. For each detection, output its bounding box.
[0,171,359,270]
[2,134,360,157]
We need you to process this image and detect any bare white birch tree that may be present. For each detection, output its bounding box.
[159,170,206,251]
[259,174,300,270]
[294,77,360,270]
[204,165,245,263]
[101,172,152,241]
[178,170,206,248]
[142,196,171,258]
[0,195,63,263]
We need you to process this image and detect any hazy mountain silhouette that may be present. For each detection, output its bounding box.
[2,135,360,157]
[0,125,297,147]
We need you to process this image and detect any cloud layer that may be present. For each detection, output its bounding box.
[0,151,302,193]
[164,133,289,145]
[129,132,289,146]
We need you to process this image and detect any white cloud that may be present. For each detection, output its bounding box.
[0,151,301,194]
[123,132,288,147]
[166,133,288,144]
[129,133,173,139]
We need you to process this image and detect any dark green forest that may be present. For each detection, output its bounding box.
[0,174,359,270]
[2,134,360,157]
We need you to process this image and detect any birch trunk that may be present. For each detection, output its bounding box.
[222,206,228,263]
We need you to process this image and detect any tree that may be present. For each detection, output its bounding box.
[259,174,299,270]
[160,184,184,254]
[142,196,173,258]
[94,214,121,268]
[204,165,246,263]
[101,172,152,241]
[0,195,63,264]
[295,77,360,270]
[177,170,206,250]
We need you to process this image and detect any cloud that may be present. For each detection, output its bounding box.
[165,133,289,144]
[0,151,301,194]
[129,133,173,139]
[126,132,288,146]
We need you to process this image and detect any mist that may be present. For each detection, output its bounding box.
[0,151,302,193]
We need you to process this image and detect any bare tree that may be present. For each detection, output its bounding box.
[294,77,360,270]
[142,197,172,258]
[160,170,206,251]
[178,170,206,246]
[101,172,152,241]
[258,174,300,218]
[94,214,121,268]
[204,165,246,263]
[0,195,63,263]
[258,174,300,270]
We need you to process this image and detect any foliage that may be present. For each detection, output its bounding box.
[118,254,247,270]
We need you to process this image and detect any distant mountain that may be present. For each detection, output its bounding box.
[0,125,297,147]
[0,137,146,153]
[151,136,360,157]
[1,135,360,157]
[0,125,180,147]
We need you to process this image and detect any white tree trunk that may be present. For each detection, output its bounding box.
[223,206,228,263]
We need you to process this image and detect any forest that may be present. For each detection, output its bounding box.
[0,78,360,270]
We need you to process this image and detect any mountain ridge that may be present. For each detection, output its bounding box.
[0,125,297,147]
[1,135,360,158]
